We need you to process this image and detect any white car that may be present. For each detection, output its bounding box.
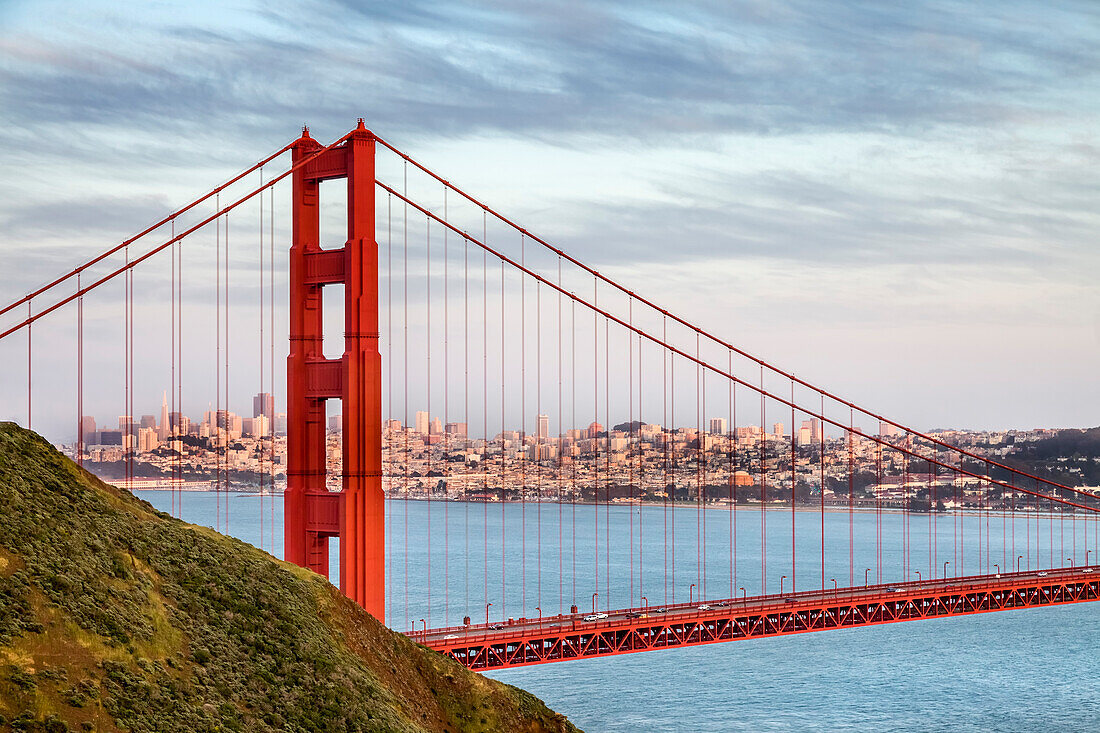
[1037,571,1048,577]
[443,634,460,640]
[583,614,606,622]
[1084,568,1094,574]
[697,604,711,611]
[595,612,608,619]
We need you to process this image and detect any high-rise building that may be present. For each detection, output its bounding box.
[810,417,822,442]
[709,417,727,435]
[138,427,159,452]
[78,416,96,446]
[328,414,342,432]
[251,414,270,437]
[879,421,902,438]
[773,422,784,438]
[445,422,467,436]
[536,414,550,439]
[273,413,287,435]
[159,391,169,441]
[415,411,429,435]
[140,414,157,430]
[253,392,274,419]
[430,417,443,435]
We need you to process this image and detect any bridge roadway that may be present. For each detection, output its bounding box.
[413,566,1099,670]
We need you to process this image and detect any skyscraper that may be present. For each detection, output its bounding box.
[537,414,549,439]
[415,411,429,435]
[159,391,169,441]
[709,417,727,435]
[78,416,96,446]
[253,392,274,419]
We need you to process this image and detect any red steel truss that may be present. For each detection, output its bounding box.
[420,567,1099,670]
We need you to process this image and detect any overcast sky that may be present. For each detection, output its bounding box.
[1,0,1098,439]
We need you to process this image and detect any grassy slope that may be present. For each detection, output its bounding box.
[0,424,579,733]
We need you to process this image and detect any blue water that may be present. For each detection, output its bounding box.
[136,491,1100,731]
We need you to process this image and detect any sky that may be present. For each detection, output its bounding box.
[1,0,1098,440]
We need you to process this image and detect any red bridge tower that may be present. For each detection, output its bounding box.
[285,121,384,619]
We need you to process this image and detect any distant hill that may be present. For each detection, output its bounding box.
[0,423,579,733]
[997,427,1100,488]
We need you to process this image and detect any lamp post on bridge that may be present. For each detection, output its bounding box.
[864,568,871,586]
[1087,549,1091,566]
[535,606,542,632]
[944,561,950,579]
[780,575,787,595]
[1067,557,1073,567]
[419,619,426,639]
[993,564,999,576]
[690,583,696,605]
[486,602,492,627]
[642,596,648,613]
[739,586,746,603]
[830,578,837,601]
[592,592,598,614]
[1017,555,1023,572]
[914,570,921,582]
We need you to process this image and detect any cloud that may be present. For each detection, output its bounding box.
[1,0,1097,150]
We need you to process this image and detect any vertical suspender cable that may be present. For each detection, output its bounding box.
[848,408,854,586]
[536,279,542,617]
[425,214,432,628]
[464,226,470,618]
[593,275,599,607]
[77,276,83,469]
[500,257,506,620]
[224,209,230,533]
[790,382,795,593]
[629,302,635,606]
[732,360,738,598]
[402,163,409,631]
[268,183,274,552]
[663,320,668,605]
[638,328,644,605]
[215,198,221,531]
[604,315,610,609]
[27,300,31,431]
[520,235,526,617]
[443,189,450,626]
[823,394,828,588]
[557,257,563,614]
[386,192,393,616]
[669,320,675,603]
[759,365,766,595]
[259,170,265,550]
[696,333,702,599]
[483,211,488,614]
[571,296,577,610]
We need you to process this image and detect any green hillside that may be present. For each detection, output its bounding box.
[0,423,579,733]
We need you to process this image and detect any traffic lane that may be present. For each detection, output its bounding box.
[421,566,1097,642]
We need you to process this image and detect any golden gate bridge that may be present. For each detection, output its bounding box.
[1,120,1097,670]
